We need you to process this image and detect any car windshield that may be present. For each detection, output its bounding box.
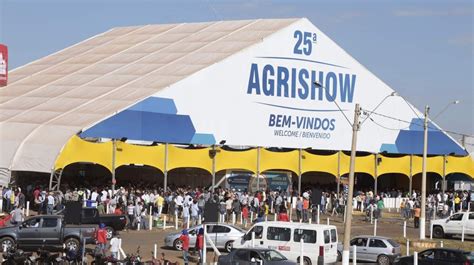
[387,239,400,247]
[261,250,287,261]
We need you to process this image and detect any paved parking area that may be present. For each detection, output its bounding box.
[117,211,474,264]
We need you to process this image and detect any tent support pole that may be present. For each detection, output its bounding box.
[211,145,216,193]
[442,155,446,194]
[111,139,116,195]
[337,151,341,199]
[374,154,378,195]
[164,143,168,193]
[298,149,302,196]
[409,154,413,195]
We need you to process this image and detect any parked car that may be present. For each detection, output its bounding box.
[337,236,401,265]
[164,223,245,252]
[218,248,296,265]
[233,221,338,265]
[0,215,97,252]
[431,211,474,238]
[59,207,127,240]
[394,248,474,265]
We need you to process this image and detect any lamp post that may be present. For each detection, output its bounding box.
[313,82,398,264]
[420,105,429,239]
[341,103,361,265]
[433,100,460,120]
[419,100,459,239]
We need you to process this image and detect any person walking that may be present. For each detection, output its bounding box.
[296,197,303,221]
[195,228,204,264]
[179,229,190,265]
[242,205,249,227]
[278,205,289,222]
[47,192,55,215]
[10,206,24,225]
[109,232,120,259]
[95,223,108,256]
[413,205,421,228]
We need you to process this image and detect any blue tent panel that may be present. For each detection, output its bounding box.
[81,110,196,143]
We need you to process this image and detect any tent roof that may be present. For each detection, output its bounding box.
[0,18,299,173]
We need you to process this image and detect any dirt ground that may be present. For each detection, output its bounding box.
[116,210,474,264]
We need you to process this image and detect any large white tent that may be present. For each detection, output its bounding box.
[0,18,466,185]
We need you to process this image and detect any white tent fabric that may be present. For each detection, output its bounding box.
[0,18,299,174]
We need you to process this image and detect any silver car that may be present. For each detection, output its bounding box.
[164,223,245,252]
[337,236,401,265]
[218,248,297,265]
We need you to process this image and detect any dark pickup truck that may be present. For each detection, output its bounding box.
[0,215,96,252]
[63,207,127,239]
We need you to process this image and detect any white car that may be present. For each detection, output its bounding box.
[233,221,338,265]
[164,223,245,252]
[431,211,474,238]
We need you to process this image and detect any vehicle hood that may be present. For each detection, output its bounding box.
[431,218,448,225]
[0,226,19,234]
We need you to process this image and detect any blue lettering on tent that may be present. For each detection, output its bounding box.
[247,64,356,103]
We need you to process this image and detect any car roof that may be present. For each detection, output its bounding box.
[354,235,393,240]
[257,221,336,229]
[425,248,472,253]
[234,248,276,251]
[28,215,62,218]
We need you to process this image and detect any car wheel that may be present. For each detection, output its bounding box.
[173,239,183,251]
[224,241,233,252]
[377,254,390,265]
[337,251,342,261]
[433,226,444,238]
[0,237,15,252]
[64,238,80,252]
[105,226,114,240]
[297,257,312,265]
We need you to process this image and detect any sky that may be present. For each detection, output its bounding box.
[1,0,473,145]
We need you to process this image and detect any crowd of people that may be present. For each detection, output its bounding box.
[0,181,472,263]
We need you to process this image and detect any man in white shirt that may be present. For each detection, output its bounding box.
[91,189,99,202]
[101,190,108,203]
[109,233,121,259]
[10,207,24,225]
[47,192,55,215]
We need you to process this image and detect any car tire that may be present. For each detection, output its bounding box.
[0,237,15,252]
[433,226,444,238]
[224,241,233,252]
[337,251,342,262]
[105,226,115,240]
[297,257,312,265]
[377,254,390,265]
[173,239,183,251]
[64,238,80,252]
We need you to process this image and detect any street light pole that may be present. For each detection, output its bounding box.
[342,103,361,265]
[420,105,429,239]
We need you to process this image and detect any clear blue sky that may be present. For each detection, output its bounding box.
[1,0,473,139]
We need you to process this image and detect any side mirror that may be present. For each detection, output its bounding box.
[445,219,449,223]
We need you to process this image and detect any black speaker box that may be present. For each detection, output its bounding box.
[203,202,218,223]
[162,201,168,214]
[64,201,82,225]
[312,188,322,205]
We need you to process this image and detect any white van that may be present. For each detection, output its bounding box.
[233,221,338,264]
